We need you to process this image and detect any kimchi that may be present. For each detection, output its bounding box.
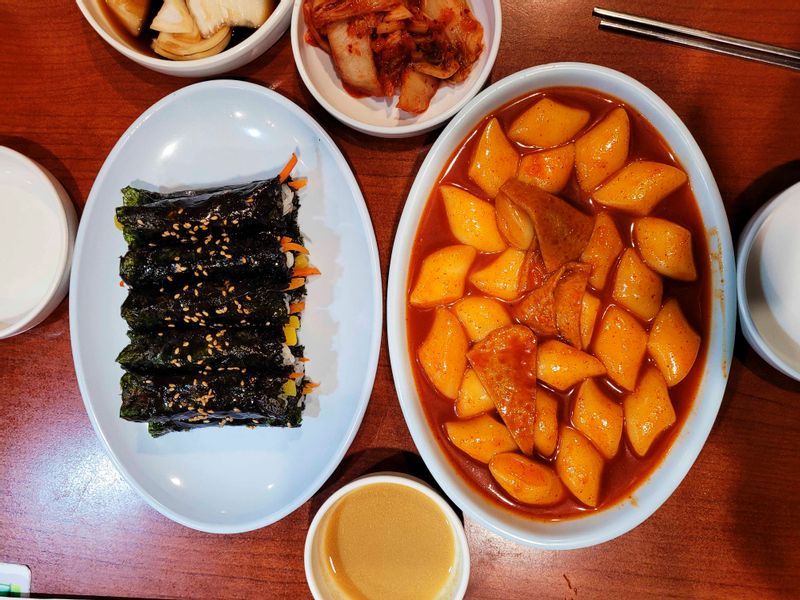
[304,0,484,114]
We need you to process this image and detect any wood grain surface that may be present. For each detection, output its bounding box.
[2,1,800,598]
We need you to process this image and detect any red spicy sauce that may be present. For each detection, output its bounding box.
[406,87,711,520]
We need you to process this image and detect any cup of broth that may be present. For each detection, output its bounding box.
[304,473,470,600]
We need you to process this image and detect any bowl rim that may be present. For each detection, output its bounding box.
[0,146,75,339]
[76,0,293,71]
[289,0,503,138]
[303,472,470,600]
[736,180,800,381]
[386,62,736,549]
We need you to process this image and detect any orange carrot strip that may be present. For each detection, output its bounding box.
[289,372,305,379]
[288,179,307,190]
[278,153,298,183]
[303,383,321,393]
[280,237,309,255]
[289,302,305,314]
[299,357,311,363]
[285,242,310,255]
[285,277,305,291]
[293,267,321,277]
[119,281,125,287]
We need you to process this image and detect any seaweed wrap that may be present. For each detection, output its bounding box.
[115,155,317,438]
[120,372,305,436]
[117,177,301,246]
[121,279,304,330]
[117,327,304,374]
[119,231,294,288]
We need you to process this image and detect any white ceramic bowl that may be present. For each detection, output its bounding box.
[0,147,77,339]
[291,0,502,138]
[737,181,800,381]
[76,0,292,77]
[387,63,736,549]
[304,473,470,599]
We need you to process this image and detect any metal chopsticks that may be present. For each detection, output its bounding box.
[593,8,800,72]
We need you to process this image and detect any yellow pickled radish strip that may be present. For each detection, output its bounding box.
[283,379,297,396]
[284,322,298,346]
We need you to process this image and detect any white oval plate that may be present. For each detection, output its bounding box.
[387,63,736,549]
[70,80,382,533]
[290,0,502,138]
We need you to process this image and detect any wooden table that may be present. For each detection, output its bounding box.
[2,2,799,598]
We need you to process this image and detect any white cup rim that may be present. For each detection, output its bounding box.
[304,472,471,600]
[736,180,800,381]
[0,147,76,339]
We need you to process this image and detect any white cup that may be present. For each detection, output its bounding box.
[304,473,470,600]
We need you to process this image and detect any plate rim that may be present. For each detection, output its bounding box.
[69,79,383,533]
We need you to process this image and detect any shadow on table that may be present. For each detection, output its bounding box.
[727,159,800,242]
[0,135,82,216]
[718,161,800,592]
[306,447,464,527]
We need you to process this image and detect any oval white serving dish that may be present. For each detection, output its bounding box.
[290,0,502,138]
[0,147,77,339]
[70,80,382,533]
[76,0,292,78]
[386,62,736,549]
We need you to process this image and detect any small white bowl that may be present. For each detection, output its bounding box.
[0,147,77,339]
[76,0,292,78]
[304,473,470,599]
[387,63,736,549]
[737,181,800,381]
[291,0,502,138]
